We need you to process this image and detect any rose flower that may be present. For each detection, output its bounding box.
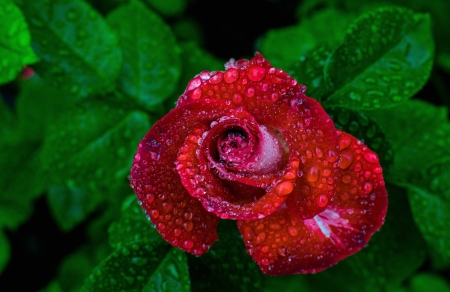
[129,53,388,276]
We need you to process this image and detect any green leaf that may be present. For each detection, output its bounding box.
[16,74,74,142]
[259,8,354,68]
[306,184,426,292]
[0,230,11,275]
[40,100,151,230]
[0,96,17,142]
[406,171,450,268]
[47,184,103,231]
[108,195,163,249]
[410,273,450,292]
[82,196,190,292]
[325,107,394,167]
[107,0,181,111]
[188,220,263,292]
[324,6,434,110]
[165,41,223,110]
[19,0,122,98]
[370,100,450,182]
[0,0,39,85]
[287,45,333,101]
[0,140,46,229]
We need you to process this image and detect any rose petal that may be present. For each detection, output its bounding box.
[130,100,240,255]
[177,53,339,219]
[237,131,387,275]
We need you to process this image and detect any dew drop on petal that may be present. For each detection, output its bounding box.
[183,240,194,249]
[224,68,239,83]
[339,135,352,150]
[306,166,319,182]
[187,77,202,90]
[373,166,382,173]
[150,209,159,218]
[191,87,202,99]
[276,181,294,196]
[261,257,270,266]
[255,232,267,244]
[341,175,352,184]
[173,228,182,236]
[248,65,267,81]
[183,221,194,232]
[326,149,338,162]
[246,87,255,97]
[363,152,379,164]
[339,151,354,169]
[287,226,298,237]
[316,194,328,207]
[363,181,373,194]
[232,93,242,104]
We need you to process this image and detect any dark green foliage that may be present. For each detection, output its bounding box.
[1,0,450,291]
[188,220,264,292]
[107,0,181,111]
[0,0,38,85]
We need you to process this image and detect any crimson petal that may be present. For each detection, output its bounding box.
[237,131,387,275]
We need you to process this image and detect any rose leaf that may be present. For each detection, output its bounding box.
[107,0,181,112]
[323,6,434,110]
[18,0,122,98]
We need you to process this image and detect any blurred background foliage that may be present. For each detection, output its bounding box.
[0,0,450,291]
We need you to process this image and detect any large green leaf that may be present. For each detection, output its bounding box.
[306,184,426,292]
[40,100,150,231]
[0,96,17,143]
[0,0,38,85]
[259,8,354,68]
[188,220,263,292]
[107,0,181,111]
[406,160,450,268]
[16,74,74,142]
[370,99,450,182]
[82,196,190,292]
[19,0,122,98]
[409,273,450,292]
[324,6,434,110]
[0,140,46,229]
[144,0,186,17]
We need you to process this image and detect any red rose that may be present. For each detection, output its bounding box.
[129,53,388,275]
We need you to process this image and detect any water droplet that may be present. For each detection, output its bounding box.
[224,68,239,83]
[341,175,352,184]
[363,182,373,194]
[191,87,202,99]
[339,135,352,150]
[255,232,267,244]
[183,221,193,232]
[306,166,319,182]
[275,181,294,196]
[316,194,328,207]
[287,226,298,237]
[340,150,354,169]
[248,65,267,81]
[187,77,202,90]
[246,87,255,97]
[150,209,159,218]
[183,240,194,249]
[363,152,379,164]
[261,257,270,265]
[326,149,338,162]
[209,73,223,84]
[349,92,361,101]
[315,147,323,158]
[232,93,242,104]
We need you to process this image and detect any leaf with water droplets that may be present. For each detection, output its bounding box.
[287,45,333,101]
[306,184,426,291]
[40,100,151,231]
[107,1,181,111]
[323,6,434,110]
[0,0,39,85]
[406,160,450,268]
[108,195,164,249]
[188,220,263,292]
[326,107,393,168]
[259,8,354,68]
[81,196,190,292]
[370,99,450,182]
[18,0,122,98]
